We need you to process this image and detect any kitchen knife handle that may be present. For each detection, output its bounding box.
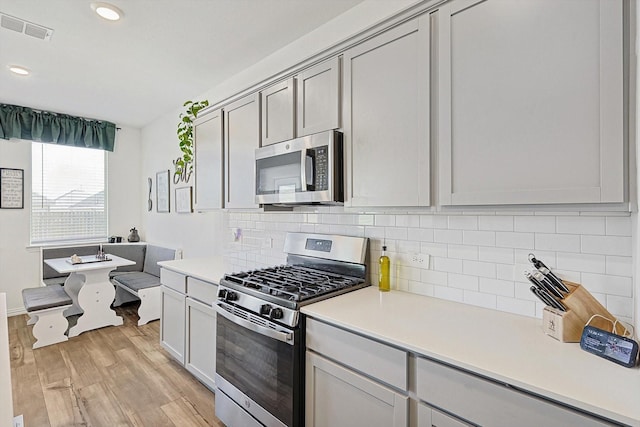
[532,270,564,299]
[538,266,570,293]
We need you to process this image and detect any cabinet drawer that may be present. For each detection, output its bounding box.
[160,269,186,293]
[416,357,615,427]
[186,277,218,305]
[306,318,407,390]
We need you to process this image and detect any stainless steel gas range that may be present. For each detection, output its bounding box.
[214,232,369,427]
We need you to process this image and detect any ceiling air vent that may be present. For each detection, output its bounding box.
[0,12,53,41]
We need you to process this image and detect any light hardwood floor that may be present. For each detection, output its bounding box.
[8,303,224,427]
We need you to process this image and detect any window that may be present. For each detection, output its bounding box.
[31,143,107,244]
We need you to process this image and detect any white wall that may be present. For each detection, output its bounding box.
[0,127,142,314]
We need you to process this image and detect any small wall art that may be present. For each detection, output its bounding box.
[156,170,170,213]
[0,168,24,209]
[175,186,193,213]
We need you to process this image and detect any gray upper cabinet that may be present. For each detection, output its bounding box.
[437,0,624,206]
[296,56,341,137]
[260,78,295,146]
[193,108,223,211]
[343,15,431,207]
[224,94,260,209]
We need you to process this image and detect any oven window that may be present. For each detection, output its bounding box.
[216,313,300,427]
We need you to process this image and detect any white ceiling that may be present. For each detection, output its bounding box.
[0,0,365,128]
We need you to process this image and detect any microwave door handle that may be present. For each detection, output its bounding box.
[215,303,294,345]
[300,148,307,191]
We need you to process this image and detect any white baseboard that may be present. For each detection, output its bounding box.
[7,307,26,317]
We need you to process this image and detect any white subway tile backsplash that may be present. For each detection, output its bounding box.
[605,216,631,236]
[605,256,633,277]
[556,253,606,274]
[448,216,478,230]
[420,215,448,229]
[479,278,515,297]
[462,260,496,279]
[375,214,396,227]
[433,257,463,273]
[447,244,478,260]
[535,233,580,253]
[580,273,633,297]
[433,285,464,303]
[556,216,605,235]
[606,295,634,318]
[463,230,496,247]
[495,232,534,249]
[224,209,634,323]
[581,235,632,256]
[434,229,463,244]
[447,273,479,290]
[515,216,555,233]
[497,296,535,317]
[478,247,514,264]
[396,215,420,227]
[463,291,497,309]
[421,242,448,258]
[478,215,514,231]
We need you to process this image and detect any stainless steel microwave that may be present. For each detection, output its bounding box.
[255,130,343,205]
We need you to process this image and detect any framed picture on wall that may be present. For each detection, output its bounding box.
[156,170,170,213]
[0,168,24,209]
[175,186,193,213]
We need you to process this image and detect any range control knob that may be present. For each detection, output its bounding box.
[270,307,283,320]
[225,291,238,302]
[217,289,227,300]
[260,304,272,316]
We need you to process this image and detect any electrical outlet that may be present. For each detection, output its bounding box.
[410,253,430,268]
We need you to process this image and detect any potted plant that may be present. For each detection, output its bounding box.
[174,99,209,183]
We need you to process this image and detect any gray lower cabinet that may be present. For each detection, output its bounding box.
[415,357,617,427]
[343,14,430,207]
[305,318,409,427]
[160,269,217,391]
[436,0,624,205]
[160,270,187,364]
[417,404,471,427]
[185,277,217,391]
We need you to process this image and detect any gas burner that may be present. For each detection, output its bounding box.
[223,264,364,303]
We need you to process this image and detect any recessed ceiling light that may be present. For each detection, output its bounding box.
[91,2,124,21]
[8,65,30,76]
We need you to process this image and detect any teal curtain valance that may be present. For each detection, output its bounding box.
[0,104,116,152]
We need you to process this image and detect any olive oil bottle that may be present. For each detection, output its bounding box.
[379,245,390,292]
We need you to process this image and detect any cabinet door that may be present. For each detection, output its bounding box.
[261,78,295,146]
[297,57,340,137]
[437,0,624,205]
[306,351,408,427]
[185,297,216,390]
[224,93,260,209]
[193,108,223,210]
[343,16,430,207]
[160,285,186,364]
[417,403,472,427]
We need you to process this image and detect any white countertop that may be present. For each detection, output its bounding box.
[157,256,230,284]
[301,287,640,426]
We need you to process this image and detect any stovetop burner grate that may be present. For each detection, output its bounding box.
[223,265,364,302]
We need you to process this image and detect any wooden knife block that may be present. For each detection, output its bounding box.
[542,281,625,343]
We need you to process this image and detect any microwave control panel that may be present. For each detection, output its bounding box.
[313,146,328,191]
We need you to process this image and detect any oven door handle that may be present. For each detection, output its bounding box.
[215,304,295,345]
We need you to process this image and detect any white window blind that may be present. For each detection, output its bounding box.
[31,143,107,244]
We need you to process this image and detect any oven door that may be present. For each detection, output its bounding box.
[215,303,302,427]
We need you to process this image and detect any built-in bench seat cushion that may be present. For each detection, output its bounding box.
[112,272,160,292]
[22,285,72,312]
